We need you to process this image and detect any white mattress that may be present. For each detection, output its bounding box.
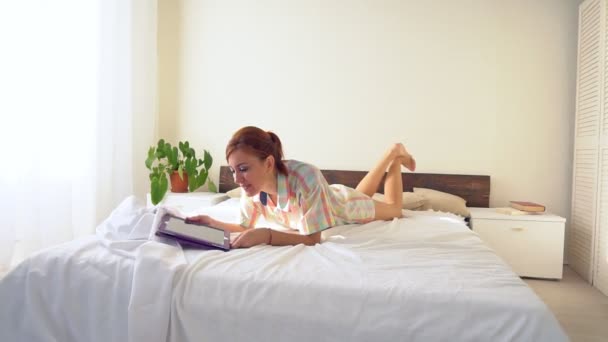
[0,196,568,342]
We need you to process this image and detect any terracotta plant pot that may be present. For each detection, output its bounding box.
[170,171,189,193]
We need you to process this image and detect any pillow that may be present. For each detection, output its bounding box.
[226,187,242,198]
[372,192,428,210]
[413,187,470,217]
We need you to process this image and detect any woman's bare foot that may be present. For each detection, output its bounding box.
[389,143,416,171]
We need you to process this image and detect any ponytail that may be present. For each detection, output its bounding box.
[226,126,288,175]
[266,131,287,175]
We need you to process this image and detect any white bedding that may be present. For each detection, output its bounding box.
[0,196,568,342]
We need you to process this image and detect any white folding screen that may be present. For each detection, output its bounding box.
[596,0,608,295]
[571,0,601,283]
[596,149,608,293]
[572,0,608,295]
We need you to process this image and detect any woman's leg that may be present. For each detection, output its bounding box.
[373,159,404,220]
[355,147,397,197]
[355,143,415,197]
[355,143,415,220]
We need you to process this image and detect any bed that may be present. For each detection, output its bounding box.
[0,168,567,342]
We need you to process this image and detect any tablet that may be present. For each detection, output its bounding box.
[156,214,230,251]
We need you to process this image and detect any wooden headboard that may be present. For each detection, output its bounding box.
[219,166,490,208]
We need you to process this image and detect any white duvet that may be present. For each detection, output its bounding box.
[0,196,568,342]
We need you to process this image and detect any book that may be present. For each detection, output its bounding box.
[509,201,545,213]
[162,206,188,220]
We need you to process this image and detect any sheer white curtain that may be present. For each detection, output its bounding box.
[0,0,157,273]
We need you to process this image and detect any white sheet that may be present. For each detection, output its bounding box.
[0,196,568,342]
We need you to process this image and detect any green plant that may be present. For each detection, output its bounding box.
[145,139,217,205]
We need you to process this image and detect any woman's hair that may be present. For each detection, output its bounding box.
[226,126,287,175]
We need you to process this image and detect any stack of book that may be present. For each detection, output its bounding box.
[495,201,546,215]
[509,201,546,213]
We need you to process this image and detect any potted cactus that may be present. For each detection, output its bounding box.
[145,139,217,205]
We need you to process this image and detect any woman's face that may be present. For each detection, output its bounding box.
[227,149,273,197]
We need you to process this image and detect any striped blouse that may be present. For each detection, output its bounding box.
[239,160,375,235]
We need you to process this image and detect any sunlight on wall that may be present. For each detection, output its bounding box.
[0,1,97,182]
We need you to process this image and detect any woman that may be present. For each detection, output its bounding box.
[186,126,415,248]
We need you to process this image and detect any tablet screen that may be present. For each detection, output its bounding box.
[165,216,225,246]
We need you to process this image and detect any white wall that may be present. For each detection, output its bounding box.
[157,0,581,223]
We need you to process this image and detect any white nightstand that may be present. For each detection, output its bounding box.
[146,192,229,214]
[469,207,566,279]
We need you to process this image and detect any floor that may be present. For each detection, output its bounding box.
[1,266,607,341]
[524,266,608,342]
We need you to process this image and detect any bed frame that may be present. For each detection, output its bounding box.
[219,166,490,207]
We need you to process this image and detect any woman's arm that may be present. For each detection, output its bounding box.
[185,215,247,233]
[186,217,323,248]
[270,229,321,246]
[211,219,248,233]
[231,228,321,248]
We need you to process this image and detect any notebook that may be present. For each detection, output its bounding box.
[156,213,231,251]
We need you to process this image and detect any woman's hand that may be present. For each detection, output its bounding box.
[185,215,215,227]
[231,228,271,249]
